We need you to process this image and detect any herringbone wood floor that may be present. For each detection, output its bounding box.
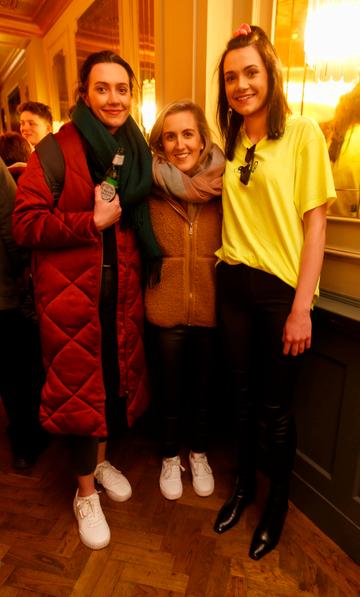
[0,408,359,597]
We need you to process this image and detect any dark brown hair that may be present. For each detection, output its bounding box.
[217,25,290,160]
[0,131,32,166]
[17,101,53,126]
[77,50,136,98]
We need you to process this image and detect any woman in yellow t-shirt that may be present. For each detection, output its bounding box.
[213,24,336,560]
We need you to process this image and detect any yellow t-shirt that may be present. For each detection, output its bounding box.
[216,115,336,293]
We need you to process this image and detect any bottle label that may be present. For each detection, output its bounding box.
[113,154,125,166]
[100,181,116,202]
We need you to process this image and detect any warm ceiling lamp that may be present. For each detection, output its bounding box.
[304,0,360,82]
[141,78,156,135]
[0,0,18,7]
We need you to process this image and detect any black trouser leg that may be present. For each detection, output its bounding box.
[151,326,186,457]
[214,264,256,533]
[216,263,257,488]
[215,263,299,538]
[248,268,299,559]
[188,326,216,454]
[69,266,121,477]
[150,325,215,458]
[68,435,99,477]
[99,265,125,437]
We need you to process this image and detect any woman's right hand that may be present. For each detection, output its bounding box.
[93,185,122,231]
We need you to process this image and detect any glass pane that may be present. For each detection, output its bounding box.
[53,50,69,123]
[274,0,360,219]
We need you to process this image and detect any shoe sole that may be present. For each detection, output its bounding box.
[159,484,183,500]
[79,533,110,550]
[193,484,215,497]
[103,488,132,502]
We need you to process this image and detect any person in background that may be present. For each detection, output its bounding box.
[0,131,31,182]
[13,50,160,550]
[212,24,336,560]
[321,81,360,218]
[145,100,224,500]
[0,155,46,469]
[18,101,53,148]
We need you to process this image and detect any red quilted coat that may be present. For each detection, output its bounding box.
[12,123,149,437]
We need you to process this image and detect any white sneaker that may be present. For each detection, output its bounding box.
[159,456,185,500]
[73,490,110,550]
[189,452,214,497]
[94,460,132,502]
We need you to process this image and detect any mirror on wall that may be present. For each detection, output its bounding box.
[7,86,20,131]
[74,0,155,134]
[75,0,120,77]
[274,0,360,219]
[52,50,70,123]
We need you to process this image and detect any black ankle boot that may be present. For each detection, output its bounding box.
[249,490,288,560]
[214,478,255,534]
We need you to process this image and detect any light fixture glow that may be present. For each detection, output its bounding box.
[304,0,360,82]
[141,78,156,135]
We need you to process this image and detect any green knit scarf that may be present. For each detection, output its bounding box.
[71,99,161,285]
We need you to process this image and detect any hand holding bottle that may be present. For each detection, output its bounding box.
[93,185,121,231]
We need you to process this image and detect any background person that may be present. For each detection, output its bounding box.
[321,81,360,218]
[18,101,53,148]
[0,131,31,182]
[212,24,336,560]
[145,100,224,500]
[0,155,46,469]
[13,50,160,550]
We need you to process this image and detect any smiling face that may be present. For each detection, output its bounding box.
[84,62,132,133]
[224,45,269,123]
[19,112,52,147]
[161,110,204,174]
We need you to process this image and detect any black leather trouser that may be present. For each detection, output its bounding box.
[69,265,123,476]
[149,324,217,458]
[217,262,298,488]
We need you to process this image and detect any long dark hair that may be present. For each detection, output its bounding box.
[77,50,136,99]
[217,25,290,160]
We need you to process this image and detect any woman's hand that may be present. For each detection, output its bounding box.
[282,204,327,357]
[93,185,121,231]
[282,308,312,356]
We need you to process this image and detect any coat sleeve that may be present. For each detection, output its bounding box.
[12,151,100,250]
[0,158,29,274]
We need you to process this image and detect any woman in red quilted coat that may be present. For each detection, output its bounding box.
[12,51,161,550]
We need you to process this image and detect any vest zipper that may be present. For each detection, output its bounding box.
[187,220,194,325]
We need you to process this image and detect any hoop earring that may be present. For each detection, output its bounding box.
[228,107,233,116]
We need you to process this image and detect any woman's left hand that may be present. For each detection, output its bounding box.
[282,309,312,356]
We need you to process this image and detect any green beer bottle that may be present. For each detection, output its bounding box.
[100,147,125,202]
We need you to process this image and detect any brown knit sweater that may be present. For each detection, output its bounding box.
[145,189,222,328]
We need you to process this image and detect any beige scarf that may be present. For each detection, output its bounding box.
[152,143,225,202]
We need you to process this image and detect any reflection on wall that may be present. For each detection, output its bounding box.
[74,0,155,133]
[139,0,155,133]
[275,0,360,303]
[53,50,69,123]
[274,0,360,219]
[7,86,20,131]
[322,83,360,218]
[75,0,120,76]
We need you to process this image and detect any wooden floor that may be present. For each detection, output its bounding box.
[0,413,359,597]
